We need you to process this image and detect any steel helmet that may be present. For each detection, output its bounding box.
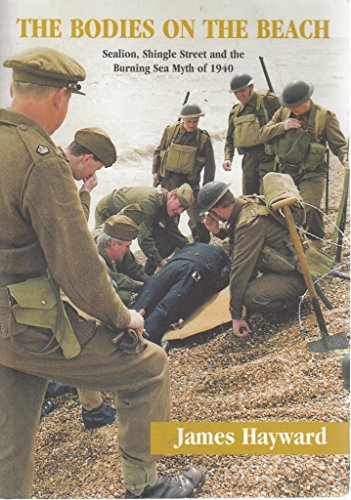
[279,80,314,108]
[229,73,254,92]
[179,103,205,119]
[197,181,232,216]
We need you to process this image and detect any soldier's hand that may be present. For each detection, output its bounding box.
[343,158,349,169]
[152,172,160,187]
[80,173,98,193]
[232,319,251,339]
[203,212,220,234]
[283,118,301,131]
[128,309,145,333]
[223,160,232,171]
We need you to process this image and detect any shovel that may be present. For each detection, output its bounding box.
[271,197,349,352]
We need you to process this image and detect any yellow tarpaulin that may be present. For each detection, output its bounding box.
[162,286,231,341]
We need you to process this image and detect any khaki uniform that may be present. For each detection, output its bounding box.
[259,101,348,240]
[0,109,169,498]
[99,246,148,306]
[224,91,280,195]
[216,197,306,318]
[153,122,216,240]
[95,187,188,273]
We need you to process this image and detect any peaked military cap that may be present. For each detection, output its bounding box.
[74,127,117,167]
[104,205,146,240]
[175,183,194,209]
[3,47,86,95]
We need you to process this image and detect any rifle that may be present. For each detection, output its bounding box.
[259,56,274,93]
[178,91,190,123]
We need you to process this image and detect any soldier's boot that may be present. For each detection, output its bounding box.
[82,402,117,430]
[45,381,72,398]
[125,467,205,498]
[41,399,55,418]
[264,299,300,325]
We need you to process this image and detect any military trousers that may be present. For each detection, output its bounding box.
[241,153,274,196]
[243,271,306,314]
[0,300,170,499]
[297,172,326,242]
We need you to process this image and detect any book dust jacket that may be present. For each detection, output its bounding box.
[0,0,349,498]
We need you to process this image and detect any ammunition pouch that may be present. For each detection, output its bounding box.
[7,276,81,359]
[163,142,196,175]
[233,113,261,148]
[274,128,311,165]
[257,246,296,274]
[300,142,327,172]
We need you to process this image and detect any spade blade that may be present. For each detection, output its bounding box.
[308,332,349,352]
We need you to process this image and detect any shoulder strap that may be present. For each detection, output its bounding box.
[256,94,269,122]
[281,107,291,120]
[314,106,328,140]
[165,123,180,145]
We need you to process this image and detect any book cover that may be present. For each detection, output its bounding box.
[0,0,349,498]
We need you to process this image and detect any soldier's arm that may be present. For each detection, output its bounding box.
[22,159,131,329]
[229,220,265,319]
[137,200,164,266]
[152,126,168,174]
[123,251,149,282]
[202,135,216,185]
[224,109,235,161]
[165,219,188,248]
[79,191,91,221]
[325,111,348,165]
[94,191,114,227]
[258,107,286,143]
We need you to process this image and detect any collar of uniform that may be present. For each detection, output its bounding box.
[98,246,118,271]
[238,91,258,113]
[227,196,247,228]
[1,107,56,147]
[291,99,315,122]
[179,123,197,138]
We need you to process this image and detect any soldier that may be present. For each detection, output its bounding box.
[95,204,149,306]
[0,47,204,498]
[197,181,307,338]
[259,80,348,243]
[65,127,117,220]
[223,73,280,195]
[152,103,216,243]
[42,128,119,429]
[95,184,194,275]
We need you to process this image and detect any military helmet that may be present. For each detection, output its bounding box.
[179,103,204,119]
[229,73,254,92]
[280,80,314,108]
[197,181,232,216]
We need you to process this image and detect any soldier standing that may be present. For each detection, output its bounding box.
[152,104,216,243]
[259,80,348,243]
[223,73,280,195]
[0,47,204,498]
[44,127,119,429]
